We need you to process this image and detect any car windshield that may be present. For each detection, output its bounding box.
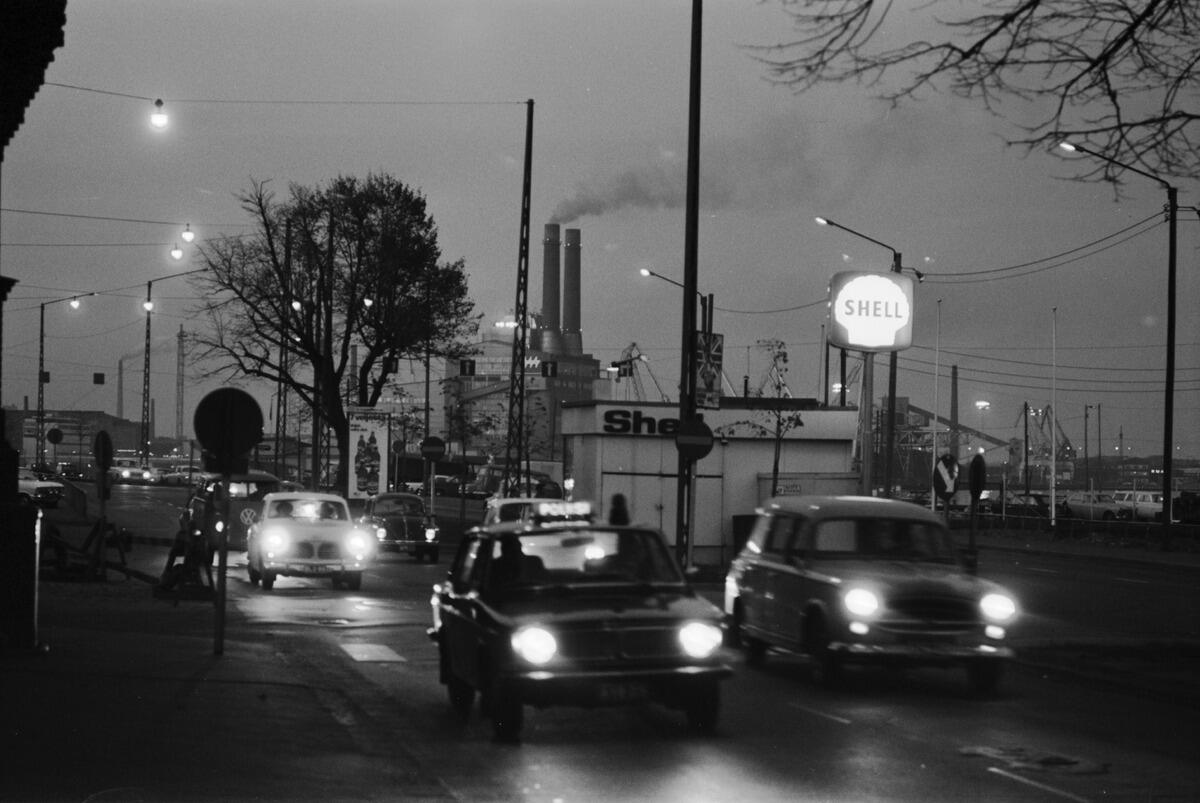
[812,518,958,563]
[374,496,423,516]
[269,498,347,521]
[485,528,683,592]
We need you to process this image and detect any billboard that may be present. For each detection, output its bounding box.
[827,271,915,352]
[347,408,390,499]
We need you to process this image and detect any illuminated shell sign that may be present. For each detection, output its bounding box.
[827,272,914,352]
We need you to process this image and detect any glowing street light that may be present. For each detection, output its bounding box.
[37,293,95,467]
[150,99,168,129]
[181,223,195,243]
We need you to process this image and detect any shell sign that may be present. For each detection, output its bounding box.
[827,271,915,352]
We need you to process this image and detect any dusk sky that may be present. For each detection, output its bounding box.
[2,0,1197,466]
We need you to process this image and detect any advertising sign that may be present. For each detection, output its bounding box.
[347,408,390,499]
[695,331,724,410]
[827,271,915,352]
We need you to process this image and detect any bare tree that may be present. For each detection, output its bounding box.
[190,174,479,489]
[754,0,1200,181]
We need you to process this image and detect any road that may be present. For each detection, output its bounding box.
[95,484,1200,801]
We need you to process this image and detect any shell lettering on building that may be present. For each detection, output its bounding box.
[827,272,915,352]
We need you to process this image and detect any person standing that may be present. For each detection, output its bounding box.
[608,493,630,525]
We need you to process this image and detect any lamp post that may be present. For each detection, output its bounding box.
[142,269,204,466]
[1057,142,1178,533]
[974,400,990,454]
[815,216,923,497]
[37,294,92,469]
[639,268,712,335]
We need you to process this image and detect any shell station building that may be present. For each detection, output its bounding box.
[559,398,859,568]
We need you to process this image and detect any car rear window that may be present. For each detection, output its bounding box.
[813,518,956,562]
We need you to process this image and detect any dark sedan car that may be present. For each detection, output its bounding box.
[357,492,441,562]
[429,504,731,741]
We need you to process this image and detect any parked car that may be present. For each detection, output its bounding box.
[357,492,440,561]
[997,492,1053,518]
[1061,491,1122,521]
[1111,490,1165,522]
[179,470,283,552]
[17,467,64,508]
[246,492,377,591]
[725,495,1018,694]
[430,501,731,741]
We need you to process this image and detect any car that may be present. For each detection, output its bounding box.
[109,462,161,485]
[996,491,1053,518]
[179,470,283,552]
[480,496,592,527]
[357,492,441,561]
[246,492,377,591]
[159,466,196,486]
[1061,491,1122,521]
[17,467,64,508]
[429,501,732,741]
[1111,489,1165,522]
[724,495,1018,694]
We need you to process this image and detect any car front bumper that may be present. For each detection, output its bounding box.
[501,663,733,707]
[830,640,1014,664]
[261,558,371,576]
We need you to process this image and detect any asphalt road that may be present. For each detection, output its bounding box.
[58,484,1200,801]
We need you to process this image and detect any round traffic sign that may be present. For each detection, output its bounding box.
[420,436,445,460]
[93,430,113,471]
[194,388,263,471]
[46,427,63,445]
[675,418,714,461]
[968,454,987,501]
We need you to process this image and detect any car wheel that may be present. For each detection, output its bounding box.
[342,571,363,591]
[967,659,1004,696]
[261,571,276,591]
[247,564,261,585]
[684,681,720,734]
[806,616,843,688]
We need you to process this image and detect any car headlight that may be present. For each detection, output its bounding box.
[345,530,374,556]
[511,626,557,665]
[980,593,1017,622]
[424,526,438,542]
[678,621,723,659]
[374,526,387,541]
[843,587,880,617]
[262,527,290,551]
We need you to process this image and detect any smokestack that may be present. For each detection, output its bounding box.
[562,228,582,355]
[539,223,562,354]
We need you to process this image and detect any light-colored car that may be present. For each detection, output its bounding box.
[725,495,1019,694]
[481,497,593,527]
[246,492,377,591]
[1111,490,1165,522]
[1062,491,1122,521]
[17,468,64,508]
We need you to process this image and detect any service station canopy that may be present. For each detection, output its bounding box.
[827,271,915,353]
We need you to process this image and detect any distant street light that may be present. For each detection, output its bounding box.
[638,268,712,335]
[37,294,94,468]
[181,224,195,243]
[1057,141,1178,531]
[815,216,922,497]
[150,99,168,129]
[142,268,205,465]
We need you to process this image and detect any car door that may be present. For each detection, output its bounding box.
[764,514,809,650]
[748,513,799,644]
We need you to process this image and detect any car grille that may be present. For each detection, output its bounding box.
[555,623,681,664]
[292,542,341,559]
[883,595,977,633]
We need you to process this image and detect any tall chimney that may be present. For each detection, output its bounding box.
[539,223,562,354]
[562,228,582,355]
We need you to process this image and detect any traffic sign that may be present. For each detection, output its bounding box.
[675,418,714,461]
[420,436,445,461]
[93,431,113,471]
[933,454,959,500]
[194,388,263,474]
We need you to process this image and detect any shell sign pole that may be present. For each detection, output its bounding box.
[827,272,915,495]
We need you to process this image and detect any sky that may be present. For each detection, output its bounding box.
[2,0,1197,467]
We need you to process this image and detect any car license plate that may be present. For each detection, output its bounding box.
[299,564,327,575]
[597,682,648,704]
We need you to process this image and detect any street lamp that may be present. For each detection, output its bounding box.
[815,216,923,497]
[638,268,712,335]
[142,268,205,466]
[37,293,94,469]
[974,400,990,455]
[1057,141,1178,530]
[150,99,168,129]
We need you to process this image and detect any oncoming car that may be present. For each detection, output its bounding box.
[18,467,64,508]
[481,497,593,527]
[357,492,440,561]
[429,504,731,741]
[246,492,376,591]
[725,495,1018,694]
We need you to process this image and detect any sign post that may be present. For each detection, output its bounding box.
[675,419,714,569]
[194,389,263,656]
[421,436,445,509]
[966,454,986,574]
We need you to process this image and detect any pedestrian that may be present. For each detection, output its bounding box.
[608,493,630,525]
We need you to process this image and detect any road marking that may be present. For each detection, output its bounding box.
[340,643,407,662]
[987,767,1090,802]
[787,701,851,725]
[1114,576,1151,585]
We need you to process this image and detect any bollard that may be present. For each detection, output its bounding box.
[0,501,42,650]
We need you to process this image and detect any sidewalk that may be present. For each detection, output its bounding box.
[3,505,1198,801]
